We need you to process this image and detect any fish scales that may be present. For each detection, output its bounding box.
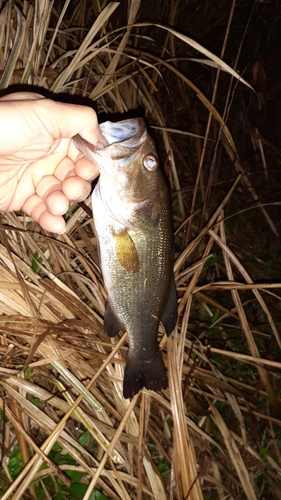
[73,118,177,398]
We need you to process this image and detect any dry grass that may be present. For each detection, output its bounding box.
[0,1,281,499]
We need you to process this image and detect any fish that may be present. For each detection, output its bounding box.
[73,118,177,398]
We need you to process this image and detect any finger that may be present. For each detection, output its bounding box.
[0,92,44,101]
[74,155,100,181]
[53,157,76,182]
[52,154,99,182]
[37,173,91,211]
[38,211,66,234]
[0,93,99,142]
[35,174,90,213]
[45,191,69,216]
[22,194,66,233]
[61,176,91,202]
[29,153,67,188]
[41,99,102,144]
[22,195,48,222]
[36,175,62,199]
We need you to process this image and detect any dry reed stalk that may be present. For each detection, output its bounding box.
[0,2,280,499]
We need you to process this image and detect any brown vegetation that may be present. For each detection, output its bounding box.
[0,1,281,499]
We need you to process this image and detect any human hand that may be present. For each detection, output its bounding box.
[0,92,102,233]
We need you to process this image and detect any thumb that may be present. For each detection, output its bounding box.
[44,99,102,144]
[0,92,102,145]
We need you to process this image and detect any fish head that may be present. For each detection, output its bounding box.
[99,118,163,230]
[74,118,164,230]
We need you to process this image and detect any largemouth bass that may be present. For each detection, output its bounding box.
[73,118,177,398]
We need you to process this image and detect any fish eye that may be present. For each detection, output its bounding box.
[143,155,158,171]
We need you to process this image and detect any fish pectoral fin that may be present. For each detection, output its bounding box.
[104,299,124,337]
[160,280,178,336]
[114,230,140,272]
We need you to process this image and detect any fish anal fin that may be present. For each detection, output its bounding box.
[104,299,123,338]
[114,230,140,272]
[160,280,177,336]
[123,350,167,399]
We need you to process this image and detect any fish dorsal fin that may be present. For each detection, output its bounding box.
[114,230,140,272]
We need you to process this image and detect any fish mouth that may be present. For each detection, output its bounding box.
[95,118,147,172]
[100,118,145,147]
[73,118,147,168]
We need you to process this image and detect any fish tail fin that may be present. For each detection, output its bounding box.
[123,350,167,399]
